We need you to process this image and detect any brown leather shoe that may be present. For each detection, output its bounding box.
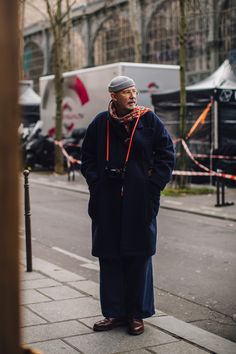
[93,317,127,332]
[128,318,144,335]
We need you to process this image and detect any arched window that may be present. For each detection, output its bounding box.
[24,41,44,91]
[146,0,211,82]
[49,31,86,73]
[146,1,179,64]
[219,0,236,65]
[70,30,86,70]
[94,16,135,65]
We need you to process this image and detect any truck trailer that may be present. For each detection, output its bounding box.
[39,62,180,136]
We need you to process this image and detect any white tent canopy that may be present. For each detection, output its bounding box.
[187,60,236,91]
[19,80,41,106]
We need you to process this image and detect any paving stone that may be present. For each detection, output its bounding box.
[69,280,99,298]
[20,289,51,305]
[21,307,47,326]
[30,256,85,281]
[150,340,211,353]
[147,316,236,354]
[20,271,46,281]
[22,320,91,343]
[29,339,79,354]
[21,278,60,290]
[65,325,177,354]
[44,269,84,282]
[28,297,101,322]
[38,285,85,300]
[32,257,63,272]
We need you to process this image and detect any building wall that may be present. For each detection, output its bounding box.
[23,0,236,91]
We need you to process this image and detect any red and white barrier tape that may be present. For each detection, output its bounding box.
[173,171,212,176]
[177,139,236,181]
[181,139,212,173]
[173,170,236,180]
[174,139,236,160]
[54,140,81,167]
[192,154,236,160]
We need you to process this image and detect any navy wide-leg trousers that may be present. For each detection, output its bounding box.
[99,256,155,319]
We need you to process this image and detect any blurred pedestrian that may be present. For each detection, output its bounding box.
[81,75,175,335]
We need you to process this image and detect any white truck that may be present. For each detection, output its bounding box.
[39,62,179,136]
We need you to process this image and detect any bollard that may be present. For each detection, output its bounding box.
[221,176,225,205]
[67,163,75,182]
[215,169,234,207]
[215,169,221,207]
[23,170,32,272]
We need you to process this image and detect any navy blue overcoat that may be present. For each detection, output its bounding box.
[81,110,175,258]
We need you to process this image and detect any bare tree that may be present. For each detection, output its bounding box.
[44,0,75,173]
[65,0,73,71]
[177,0,202,187]
[45,0,64,173]
[128,0,142,62]
[178,0,188,187]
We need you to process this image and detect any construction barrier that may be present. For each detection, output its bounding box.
[173,169,236,180]
[175,139,236,181]
[54,140,81,166]
[192,154,236,160]
[54,140,81,181]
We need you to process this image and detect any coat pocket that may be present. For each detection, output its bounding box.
[88,181,100,220]
[146,179,160,222]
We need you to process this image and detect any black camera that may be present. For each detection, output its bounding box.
[105,165,124,180]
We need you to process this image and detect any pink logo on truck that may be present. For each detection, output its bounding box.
[62,102,72,111]
[69,76,89,105]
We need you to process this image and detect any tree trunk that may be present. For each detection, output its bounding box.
[0,1,21,353]
[53,5,64,174]
[65,0,72,71]
[178,0,188,187]
[128,0,142,62]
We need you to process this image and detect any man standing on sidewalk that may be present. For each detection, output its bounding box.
[81,76,175,335]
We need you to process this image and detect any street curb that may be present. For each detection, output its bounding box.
[29,178,236,222]
[160,205,236,222]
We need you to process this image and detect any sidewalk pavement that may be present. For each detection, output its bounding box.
[27,171,236,222]
[20,255,236,354]
[20,171,236,354]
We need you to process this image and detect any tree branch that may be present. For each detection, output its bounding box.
[45,0,56,27]
[59,0,76,23]
[25,0,48,21]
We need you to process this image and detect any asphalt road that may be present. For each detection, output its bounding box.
[20,183,236,342]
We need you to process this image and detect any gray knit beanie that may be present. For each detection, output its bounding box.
[108,76,135,93]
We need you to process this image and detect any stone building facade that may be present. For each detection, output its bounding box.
[23,0,236,91]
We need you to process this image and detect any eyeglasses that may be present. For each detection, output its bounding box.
[120,89,139,96]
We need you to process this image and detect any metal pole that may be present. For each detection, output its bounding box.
[213,96,219,150]
[23,170,32,272]
[221,176,225,206]
[215,169,221,207]
[215,175,220,206]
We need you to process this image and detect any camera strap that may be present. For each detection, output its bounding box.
[106,111,141,166]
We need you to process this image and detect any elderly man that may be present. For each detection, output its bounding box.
[81,76,175,335]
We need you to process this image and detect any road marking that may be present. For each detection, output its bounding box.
[52,246,94,264]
